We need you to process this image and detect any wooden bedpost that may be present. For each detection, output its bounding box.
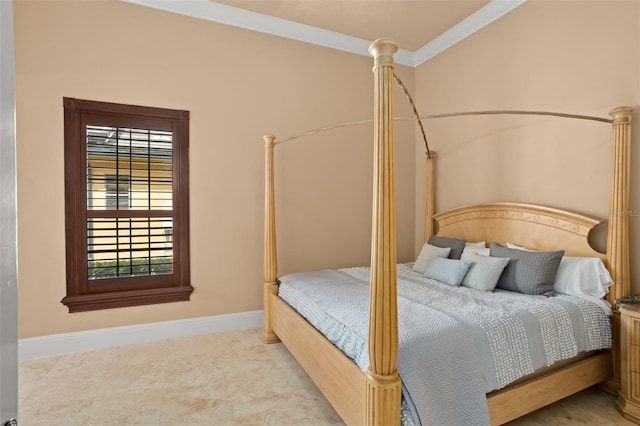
[262,134,280,344]
[424,152,436,241]
[602,106,633,393]
[607,107,633,304]
[366,38,401,426]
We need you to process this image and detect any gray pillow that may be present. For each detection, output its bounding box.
[462,253,510,291]
[428,235,467,260]
[490,242,564,296]
[422,257,471,287]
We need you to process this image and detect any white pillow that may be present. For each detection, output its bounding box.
[466,241,487,247]
[506,242,535,251]
[462,253,510,291]
[554,256,614,315]
[413,243,451,274]
[461,246,490,260]
[423,257,471,287]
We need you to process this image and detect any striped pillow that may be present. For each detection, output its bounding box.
[428,235,467,260]
[490,242,564,296]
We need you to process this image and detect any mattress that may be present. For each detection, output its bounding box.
[278,263,612,426]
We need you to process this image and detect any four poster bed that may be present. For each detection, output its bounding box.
[261,39,633,425]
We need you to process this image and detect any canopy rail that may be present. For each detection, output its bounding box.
[268,108,615,244]
[274,71,433,157]
[415,109,612,123]
[393,73,432,158]
[271,109,612,146]
[272,118,373,145]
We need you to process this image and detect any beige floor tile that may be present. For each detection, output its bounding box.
[163,364,223,390]
[112,339,171,368]
[21,369,107,408]
[232,392,332,426]
[19,355,60,378]
[157,384,235,424]
[160,398,237,426]
[20,395,94,426]
[165,333,217,360]
[99,359,167,395]
[17,327,632,426]
[224,361,293,404]
[89,388,168,425]
[46,347,119,377]
[18,356,61,400]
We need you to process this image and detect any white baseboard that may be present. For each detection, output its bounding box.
[18,310,264,361]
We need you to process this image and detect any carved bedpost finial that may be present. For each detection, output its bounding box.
[610,107,633,124]
[369,38,398,68]
[263,134,276,146]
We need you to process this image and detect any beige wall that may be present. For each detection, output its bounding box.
[414,1,640,293]
[14,0,416,337]
[18,0,636,339]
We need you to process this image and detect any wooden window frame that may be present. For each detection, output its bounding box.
[62,97,193,312]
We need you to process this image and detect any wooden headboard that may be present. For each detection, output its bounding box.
[423,107,632,313]
[433,202,606,260]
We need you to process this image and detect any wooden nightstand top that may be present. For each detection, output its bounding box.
[619,303,640,316]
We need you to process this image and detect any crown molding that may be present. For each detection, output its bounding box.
[121,0,414,66]
[414,0,527,66]
[121,0,525,68]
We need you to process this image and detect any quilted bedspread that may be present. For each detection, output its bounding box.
[277,263,611,426]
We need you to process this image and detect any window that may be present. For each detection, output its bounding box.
[104,174,130,208]
[62,98,192,312]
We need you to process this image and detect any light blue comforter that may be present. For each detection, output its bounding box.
[278,263,611,426]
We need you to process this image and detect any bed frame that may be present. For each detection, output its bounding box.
[261,39,633,425]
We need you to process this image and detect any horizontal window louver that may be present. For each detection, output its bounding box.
[86,125,173,211]
[85,125,174,280]
[87,217,174,280]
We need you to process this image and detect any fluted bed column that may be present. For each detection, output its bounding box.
[607,107,633,305]
[366,38,401,426]
[602,107,633,392]
[262,134,280,344]
[424,152,436,241]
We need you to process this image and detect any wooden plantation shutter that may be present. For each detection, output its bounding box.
[63,98,192,312]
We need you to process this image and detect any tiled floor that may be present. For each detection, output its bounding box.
[18,328,634,425]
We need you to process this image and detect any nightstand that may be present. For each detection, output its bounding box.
[617,303,640,424]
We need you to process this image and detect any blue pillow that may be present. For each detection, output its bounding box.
[461,253,510,291]
[422,257,472,287]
